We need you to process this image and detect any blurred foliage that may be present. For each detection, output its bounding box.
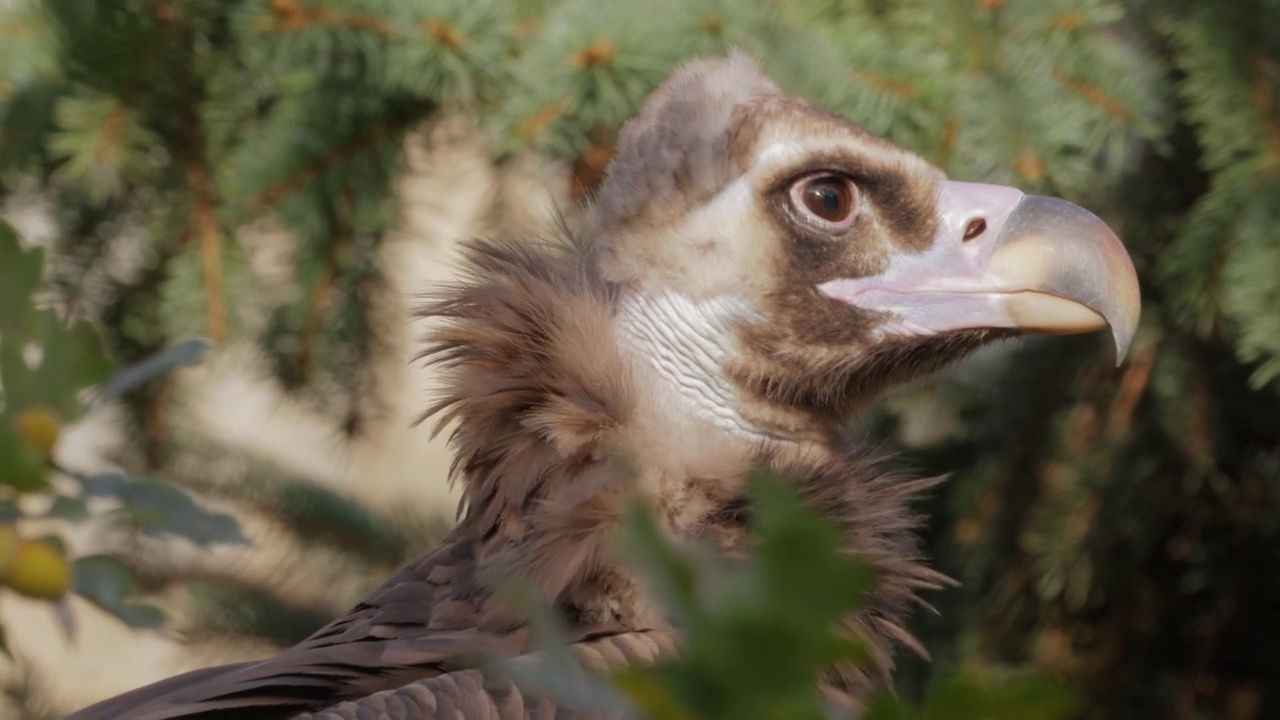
[0,218,244,647]
[0,0,1277,718]
[504,474,1081,720]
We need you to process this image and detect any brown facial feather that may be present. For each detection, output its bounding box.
[593,51,782,238]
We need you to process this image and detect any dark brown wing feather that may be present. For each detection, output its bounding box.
[64,533,508,720]
[290,630,681,720]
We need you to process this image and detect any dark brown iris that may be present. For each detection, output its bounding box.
[799,175,856,225]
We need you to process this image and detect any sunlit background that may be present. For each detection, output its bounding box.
[0,1,1277,718]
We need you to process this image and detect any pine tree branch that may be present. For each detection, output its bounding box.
[295,210,342,385]
[1050,11,1085,31]
[101,237,186,468]
[1014,142,1045,183]
[517,98,564,141]
[933,115,959,168]
[261,0,396,37]
[93,101,128,166]
[1104,341,1156,442]
[1062,394,1101,455]
[190,160,227,344]
[164,5,226,344]
[1188,189,1249,335]
[258,0,477,56]
[1052,69,1131,121]
[569,123,613,201]
[248,109,428,214]
[849,67,918,99]
[1185,356,1214,467]
[422,18,465,49]
[1250,54,1280,170]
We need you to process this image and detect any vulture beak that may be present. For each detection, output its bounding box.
[819,181,1141,363]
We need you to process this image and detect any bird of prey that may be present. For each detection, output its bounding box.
[68,51,1140,720]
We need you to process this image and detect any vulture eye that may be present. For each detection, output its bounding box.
[790,173,859,231]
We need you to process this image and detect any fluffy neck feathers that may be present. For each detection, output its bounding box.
[416,232,949,692]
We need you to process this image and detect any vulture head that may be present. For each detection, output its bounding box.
[593,51,1139,443]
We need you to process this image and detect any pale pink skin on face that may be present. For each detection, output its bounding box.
[819,181,1140,361]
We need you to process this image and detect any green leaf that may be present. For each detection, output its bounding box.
[31,313,114,418]
[0,334,32,412]
[585,472,884,720]
[611,669,698,720]
[113,479,248,547]
[0,220,44,344]
[71,555,165,630]
[77,471,129,497]
[0,425,49,492]
[749,472,875,620]
[0,217,116,419]
[618,500,705,626]
[46,494,89,521]
[861,692,913,720]
[917,670,1080,720]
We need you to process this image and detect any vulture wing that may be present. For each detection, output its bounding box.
[67,537,500,719]
[288,630,680,720]
[70,534,682,720]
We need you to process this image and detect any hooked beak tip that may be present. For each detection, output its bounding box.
[820,182,1142,362]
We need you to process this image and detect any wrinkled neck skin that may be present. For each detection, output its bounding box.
[608,287,828,546]
[614,290,762,440]
[614,289,833,448]
[418,236,947,696]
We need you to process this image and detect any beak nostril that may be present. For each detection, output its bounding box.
[962,218,987,243]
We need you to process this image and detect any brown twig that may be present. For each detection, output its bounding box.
[849,68,918,99]
[1251,54,1280,170]
[162,1,226,343]
[189,160,226,344]
[93,103,128,166]
[249,111,424,214]
[934,115,959,168]
[517,99,563,142]
[1053,69,1131,120]
[570,124,614,202]
[1105,340,1156,442]
[263,0,395,37]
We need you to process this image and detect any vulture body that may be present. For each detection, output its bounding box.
[69,52,1139,720]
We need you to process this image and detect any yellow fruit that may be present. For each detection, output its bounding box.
[3,538,71,600]
[12,406,61,460]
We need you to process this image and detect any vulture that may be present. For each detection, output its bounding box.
[68,51,1139,720]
